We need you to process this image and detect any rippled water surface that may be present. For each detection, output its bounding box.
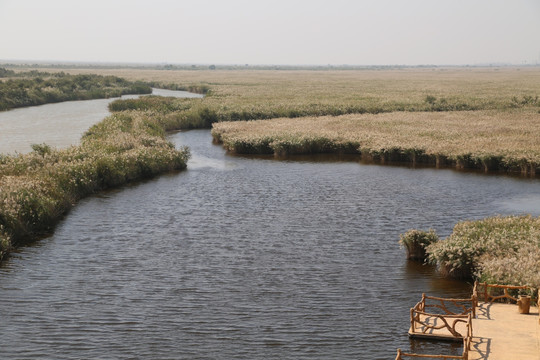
[1,129,539,359]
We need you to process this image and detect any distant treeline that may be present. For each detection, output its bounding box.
[0,69,151,111]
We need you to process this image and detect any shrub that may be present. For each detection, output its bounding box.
[31,143,52,157]
[426,215,540,280]
[399,229,439,261]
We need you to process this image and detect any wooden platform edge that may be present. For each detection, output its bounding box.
[408,328,464,343]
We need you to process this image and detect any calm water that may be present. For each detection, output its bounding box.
[1,127,539,359]
[0,88,203,154]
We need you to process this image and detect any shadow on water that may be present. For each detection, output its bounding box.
[404,261,473,298]
[230,150,540,182]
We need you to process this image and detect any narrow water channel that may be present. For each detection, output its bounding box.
[1,128,538,359]
[0,88,203,154]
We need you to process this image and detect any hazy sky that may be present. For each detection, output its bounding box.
[1,0,539,65]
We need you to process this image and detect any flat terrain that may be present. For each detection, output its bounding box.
[18,66,538,177]
[29,67,540,114]
[469,302,540,360]
[212,109,540,168]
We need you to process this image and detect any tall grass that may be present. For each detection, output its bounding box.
[40,67,540,121]
[0,111,189,262]
[144,81,210,95]
[425,216,540,287]
[211,110,540,176]
[0,72,151,111]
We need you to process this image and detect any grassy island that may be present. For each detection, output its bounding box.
[0,69,151,111]
[0,109,190,262]
[96,68,540,175]
[211,109,540,176]
[399,215,540,298]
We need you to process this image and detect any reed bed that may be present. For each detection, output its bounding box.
[30,67,540,126]
[0,111,189,262]
[211,109,540,175]
[425,216,540,292]
[0,71,151,111]
[3,66,539,269]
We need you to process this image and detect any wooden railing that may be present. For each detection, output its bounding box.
[410,294,473,338]
[398,281,536,359]
[418,293,476,318]
[462,312,473,359]
[474,281,529,303]
[410,308,469,338]
[397,313,473,360]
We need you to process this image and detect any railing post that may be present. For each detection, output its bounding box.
[395,348,402,360]
[472,281,478,317]
[472,293,476,318]
[410,307,415,333]
[469,313,473,337]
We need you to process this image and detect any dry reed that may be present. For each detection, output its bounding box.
[212,109,540,175]
[0,110,189,261]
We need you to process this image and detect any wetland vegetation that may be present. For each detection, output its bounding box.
[0,108,189,261]
[97,68,540,175]
[211,109,540,176]
[1,66,539,289]
[399,216,540,294]
[0,68,151,111]
[432,216,540,296]
[0,66,538,359]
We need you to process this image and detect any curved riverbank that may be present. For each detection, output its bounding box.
[4,129,539,359]
[0,110,190,263]
[0,88,203,155]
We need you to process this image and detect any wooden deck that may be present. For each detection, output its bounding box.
[468,302,540,360]
[409,314,469,342]
[397,284,540,360]
[406,302,540,359]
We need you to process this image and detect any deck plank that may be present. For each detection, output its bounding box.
[468,302,540,360]
[409,314,468,342]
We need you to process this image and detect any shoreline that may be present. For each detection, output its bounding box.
[218,143,540,178]
[0,110,190,264]
[211,110,540,178]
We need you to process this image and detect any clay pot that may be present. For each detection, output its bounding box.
[517,295,531,314]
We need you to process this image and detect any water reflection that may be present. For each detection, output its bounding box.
[403,261,472,298]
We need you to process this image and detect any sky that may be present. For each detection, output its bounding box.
[1,0,539,66]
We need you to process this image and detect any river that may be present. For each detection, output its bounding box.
[0,98,539,359]
[0,88,203,154]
